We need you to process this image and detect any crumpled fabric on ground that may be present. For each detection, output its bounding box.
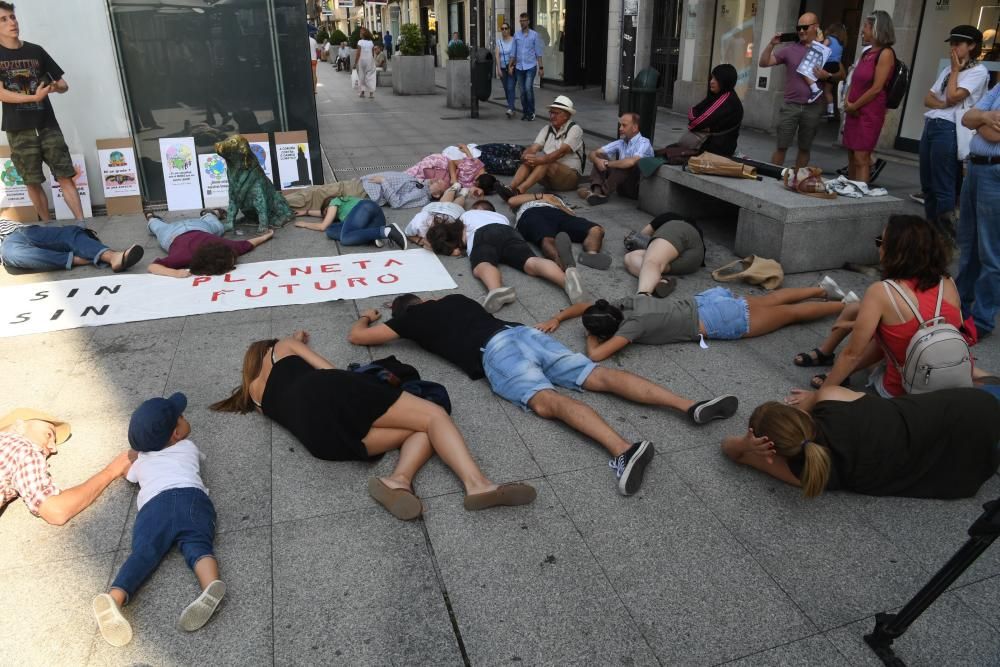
[827,175,889,198]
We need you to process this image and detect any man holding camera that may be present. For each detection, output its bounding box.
[0,2,84,222]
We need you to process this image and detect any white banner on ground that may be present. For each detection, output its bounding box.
[248,140,274,182]
[50,153,93,220]
[0,250,456,338]
[158,137,202,210]
[276,141,313,189]
[97,146,141,198]
[0,155,31,207]
[198,153,229,208]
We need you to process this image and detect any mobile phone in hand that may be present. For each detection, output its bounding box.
[38,73,53,87]
[779,32,798,43]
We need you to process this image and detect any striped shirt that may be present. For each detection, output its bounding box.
[0,431,60,516]
[969,84,1000,158]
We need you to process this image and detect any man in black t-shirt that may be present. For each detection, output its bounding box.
[348,293,739,497]
[0,4,83,222]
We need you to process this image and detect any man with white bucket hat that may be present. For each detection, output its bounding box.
[499,95,585,197]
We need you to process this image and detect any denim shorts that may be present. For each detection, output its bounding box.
[694,287,750,340]
[482,326,597,408]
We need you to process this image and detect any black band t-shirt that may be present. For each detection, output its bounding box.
[385,294,521,379]
[0,41,63,132]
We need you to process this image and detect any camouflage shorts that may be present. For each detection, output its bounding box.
[6,126,75,184]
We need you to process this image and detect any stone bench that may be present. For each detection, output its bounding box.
[638,164,903,273]
[376,70,392,87]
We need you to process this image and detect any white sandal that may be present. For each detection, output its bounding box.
[179,579,226,631]
[92,593,133,647]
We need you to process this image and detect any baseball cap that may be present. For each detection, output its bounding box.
[128,393,187,452]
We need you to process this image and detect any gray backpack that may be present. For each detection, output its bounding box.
[882,279,973,394]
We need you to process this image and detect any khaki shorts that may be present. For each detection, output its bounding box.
[775,100,823,152]
[540,162,581,191]
[6,127,75,185]
[652,220,705,275]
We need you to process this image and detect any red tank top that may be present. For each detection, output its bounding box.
[877,279,964,396]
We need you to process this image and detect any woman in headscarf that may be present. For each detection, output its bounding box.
[686,64,744,157]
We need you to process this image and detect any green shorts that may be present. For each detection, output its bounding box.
[6,127,75,185]
[775,101,823,152]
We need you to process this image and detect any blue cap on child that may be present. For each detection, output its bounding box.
[128,392,188,452]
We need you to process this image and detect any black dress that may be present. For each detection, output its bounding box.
[261,355,402,461]
[789,389,1000,498]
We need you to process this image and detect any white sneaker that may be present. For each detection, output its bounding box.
[843,291,860,304]
[563,267,585,304]
[179,580,226,632]
[93,593,133,647]
[481,286,517,313]
[819,275,845,301]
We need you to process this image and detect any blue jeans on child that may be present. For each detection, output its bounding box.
[695,287,750,340]
[515,66,537,118]
[0,224,109,271]
[482,326,597,409]
[148,213,224,251]
[324,200,387,245]
[919,118,960,223]
[111,487,216,601]
[957,161,1000,335]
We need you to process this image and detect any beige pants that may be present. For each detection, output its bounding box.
[281,181,368,209]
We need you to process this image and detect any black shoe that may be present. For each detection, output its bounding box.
[835,165,849,177]
[609,440,654,496]
[495,182,516,201]
[652,277,677,298]
[868,159,887,185]
[623,231,651,252]
[385,222,408,250]
[688,395,739,425]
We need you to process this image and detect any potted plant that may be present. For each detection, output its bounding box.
[393,23,435,95]
[446,42,471,108]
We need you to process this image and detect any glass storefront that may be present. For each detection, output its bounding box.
[108,0,320,202]
[534,0,565,82]
[712,0,756,100]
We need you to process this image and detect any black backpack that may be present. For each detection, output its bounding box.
[348,355,452,414]
[885,48,909,110]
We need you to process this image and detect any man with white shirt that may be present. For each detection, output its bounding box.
[579,113,653,205]
[501,96,584,196]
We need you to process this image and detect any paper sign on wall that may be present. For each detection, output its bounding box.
[275,131,312,190]
[50,153,93,220]
[98,146,140,198]
[248,141,273,182]
[158,137,202,211]
[198,153,229,208]
[0,154,31,208]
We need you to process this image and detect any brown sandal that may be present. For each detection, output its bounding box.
[463,482,537,511]
[367,478,423,520]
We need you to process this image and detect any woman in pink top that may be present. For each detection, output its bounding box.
[405,147,487,190]
[842,11,896,183]
[796,215,971,396]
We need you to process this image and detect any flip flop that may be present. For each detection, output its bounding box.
[92,593,133,647]
[794,348,835,367]
[463,482,537,511]
[578,251,612,270]
[554,232,575,269]
[112,244,144,273]
[367,478,423,520]
[179,579,226,631]
[652,277,676,298]
[810,373,850,390]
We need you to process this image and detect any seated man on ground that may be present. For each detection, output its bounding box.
[146,209,272,278]
[424,200,585,313]
[294,196,407,248]
[0,408,133,525]
[536,279,853,361]
[0,219,143,274]
[348,294,739,496]
[578,112,653,205]
[507,192,610,270]
[499,96,584,197]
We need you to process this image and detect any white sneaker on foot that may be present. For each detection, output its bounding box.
[843,291,860,304]
[179,580,226,632]
[563,267,585,303]
[93,593,133,647]
[819,275,846,301]
[481,286,517,313]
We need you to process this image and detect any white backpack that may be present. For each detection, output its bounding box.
[882,279,973,394]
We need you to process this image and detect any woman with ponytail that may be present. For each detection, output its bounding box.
[722,385,1000,499]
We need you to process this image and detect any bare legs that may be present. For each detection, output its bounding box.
[771,148,811,169]
[510,163,550,193]
[25,183,50,222]
[849,149,872,183]
[57,177,86,221]
[744,287,844,338]
[473,258,565,292]
[629,238,680,293]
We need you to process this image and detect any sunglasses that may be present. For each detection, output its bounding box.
[874,235,883,248]
[501,25,510,30]
[796,23,816,32]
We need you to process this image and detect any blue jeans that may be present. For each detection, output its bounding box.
[0,224,108,271]
[919,118,960,222]
[325,200,386,245]
[482,326,597,409]
[112,487,216,602]
[957,162,1000,334]
[500,69,517,112]
[515,66,537,118]
[148,213,224,251]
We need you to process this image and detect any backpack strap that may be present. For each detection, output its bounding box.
[932,277,945,320]
[882,279,925,326]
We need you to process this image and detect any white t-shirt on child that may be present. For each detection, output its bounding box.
[127,439,208,511]
[460,209,512,255]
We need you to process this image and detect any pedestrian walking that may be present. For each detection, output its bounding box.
[495,21,517,118]
[355,27,376,98]
[511,12,544,121]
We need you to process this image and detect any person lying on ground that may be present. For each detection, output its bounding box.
[0,219,143,274]
[92,393,225,648]
[722,385,999,499]
[212,331,536,519]
[622,215,708,297]
[498,96,584,196]
[349,293,739,496]
[408,145,487,191]
[800,214,972,392]
[146,209,272,278]
[0,408,132,525]
[403,185,471,248]
[293,196,407,248]
[537,283,851,361]
[361,171,449,209]
[424,200,586,312]
[284,181,369,214]
[578,112,653,205]
[506,192,610,270]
